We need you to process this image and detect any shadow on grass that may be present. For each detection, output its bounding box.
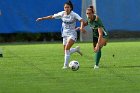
[121,65,140,68]
[100,65,140,68]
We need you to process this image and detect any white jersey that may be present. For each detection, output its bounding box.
[53,11,82,37]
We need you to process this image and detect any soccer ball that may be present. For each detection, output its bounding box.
[69,60,79,71]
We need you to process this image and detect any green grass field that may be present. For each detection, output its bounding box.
[0,41,140,93]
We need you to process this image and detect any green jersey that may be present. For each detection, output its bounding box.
[87,15,108,38]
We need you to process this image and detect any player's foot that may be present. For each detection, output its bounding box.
[62,65,68,69]
[76,46,83,56]
[94,65,99,69]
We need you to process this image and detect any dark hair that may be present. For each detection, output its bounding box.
[64,0,73,10]
[87,5,94,13]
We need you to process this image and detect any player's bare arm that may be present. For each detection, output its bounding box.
[76,20,87,33]
[94,27,103,52]
[36,15,54,21]
[79,19,86,33]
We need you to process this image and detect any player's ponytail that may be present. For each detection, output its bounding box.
[65,0,73,11]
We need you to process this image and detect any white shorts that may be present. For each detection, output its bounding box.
[63,35,77,45]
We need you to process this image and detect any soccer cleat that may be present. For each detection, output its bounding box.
[62,65,68,69]
[94,65,99,69]
[76,46,83,56]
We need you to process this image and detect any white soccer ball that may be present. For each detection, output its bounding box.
[69,60,80,71]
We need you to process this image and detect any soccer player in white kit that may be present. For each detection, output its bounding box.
[36,0,85,69]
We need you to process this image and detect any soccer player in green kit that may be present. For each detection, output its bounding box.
[81,6,109,69]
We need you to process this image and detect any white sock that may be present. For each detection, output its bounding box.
[69,48,77,54]
[64,50,70,66]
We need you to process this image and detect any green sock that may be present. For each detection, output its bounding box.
[95,50,101,66]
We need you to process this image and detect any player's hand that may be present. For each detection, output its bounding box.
[94,46,100,52]
[75,27,86,33]
[80,28,86,33]
[36,18,43,22]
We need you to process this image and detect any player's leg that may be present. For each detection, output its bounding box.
[94,37,108,69]
[62,36,82,69]
[93,37,101,69]
[69,46,82,56]
[99,37,108,47]
[94,48,101,69]
[69,36,82,56]
[62,37,75,69]
[62,36,69,69]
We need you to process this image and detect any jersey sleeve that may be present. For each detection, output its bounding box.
[73,12,82,21]
[53,11,64,19]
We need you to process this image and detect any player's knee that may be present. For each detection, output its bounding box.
[101,38,107,46]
